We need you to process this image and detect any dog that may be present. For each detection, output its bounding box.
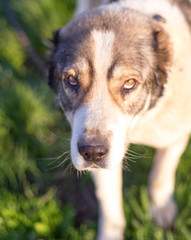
[48,0,191,239]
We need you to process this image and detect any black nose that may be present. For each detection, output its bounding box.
[78,137,109,162]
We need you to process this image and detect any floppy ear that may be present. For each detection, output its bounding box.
[48,29,60,92]
[152,24,172,85]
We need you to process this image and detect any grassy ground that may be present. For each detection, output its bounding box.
[1,0,191,239]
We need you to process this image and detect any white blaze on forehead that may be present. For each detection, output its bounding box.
[81,30,115,129]
[70,31,132,170]
[91,30,115,79]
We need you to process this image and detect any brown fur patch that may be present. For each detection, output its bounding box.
[152,24,173,86]
[169,0,191,30]
[48,6,172,116]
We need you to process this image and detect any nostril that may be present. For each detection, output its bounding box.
[78,140,109,162]
[82,150,92,161]
[93,145,108,161]
[84,152,91,159]
[78,144,93,161]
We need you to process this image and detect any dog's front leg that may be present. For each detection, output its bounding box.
[149,134,189,229]
[92,163,125,240]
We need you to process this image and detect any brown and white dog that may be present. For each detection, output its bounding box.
[48,0,191,239]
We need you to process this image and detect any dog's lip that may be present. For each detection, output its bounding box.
[75,162,102,171]
[90,164,100,169]
[85,163,105,170]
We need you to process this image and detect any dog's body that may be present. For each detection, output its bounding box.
[49,0,191,239]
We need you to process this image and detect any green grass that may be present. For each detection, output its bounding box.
[0,189,96,240]
[0,0,191,239]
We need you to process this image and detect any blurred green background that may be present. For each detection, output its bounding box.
[1,0,191,239]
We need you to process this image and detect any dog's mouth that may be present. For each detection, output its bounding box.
[69,100,129,171]
[89,164,102,169]
[73,158,115,171]
[70,132,127,171]
[90,164,99,168]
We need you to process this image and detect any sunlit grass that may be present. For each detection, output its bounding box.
[0,0,191,239]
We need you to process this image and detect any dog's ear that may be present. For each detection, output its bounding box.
[152,24,172,86]
[52,29,60,46]
[48,29,60,92]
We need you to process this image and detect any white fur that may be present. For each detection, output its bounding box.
[92,164,125,240]
[127,0,191,147]
[71,95,130,170]
[149,135,189,228]
[68,0,191,239]
[92,30,115,79]
[70,30,132,170]
[70,106,87,169]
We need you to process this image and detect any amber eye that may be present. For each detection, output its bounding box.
[67,75,78,87]
[123,78,137,91]
[62,69,79,89]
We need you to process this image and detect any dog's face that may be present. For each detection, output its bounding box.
[49,5,172,170]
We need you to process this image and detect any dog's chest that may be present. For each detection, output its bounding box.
[130,102,191,148]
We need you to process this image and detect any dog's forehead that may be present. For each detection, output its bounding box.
[91,29,115,77]
[56,8,153,77]
[59,6,150,37]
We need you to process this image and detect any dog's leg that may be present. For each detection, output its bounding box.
[149,134,189,228]
[92,163,125,240]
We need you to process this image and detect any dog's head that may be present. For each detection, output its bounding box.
[49,5,172,170]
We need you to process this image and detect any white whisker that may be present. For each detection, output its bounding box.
[47,151,71,166]
[50,131,71,142]
[47,153,71,171]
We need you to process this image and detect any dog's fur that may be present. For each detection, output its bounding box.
[49,0,191,239]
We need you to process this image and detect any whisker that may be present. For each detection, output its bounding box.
[48,151,71,167]
[76,169,81,178]
[63,162,73,175]
[125,147,150,161]
[47,154,71,171]
[50,132,70,142]
[124,155,137,163]
[39,150,70,162]
[82,170,88,175]
[69,164,76,176]
[59,156,71,168]
[40,157,60,161]
[126,149,145,157]
[75,168,89,178]
[122,158,130,172]
[126,152,143,159]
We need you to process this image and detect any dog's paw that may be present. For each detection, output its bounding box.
[150,199,177,229]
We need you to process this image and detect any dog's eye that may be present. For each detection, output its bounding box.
[67,75,78,87]
[62,69,79,89]
[123,78,137,91]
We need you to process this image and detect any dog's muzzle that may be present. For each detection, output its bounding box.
[77,136,109,162]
